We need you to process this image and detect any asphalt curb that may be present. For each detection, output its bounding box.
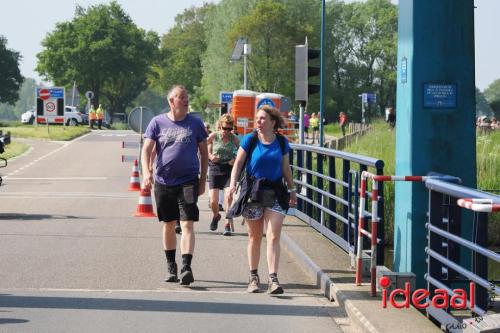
[281,233,379,333]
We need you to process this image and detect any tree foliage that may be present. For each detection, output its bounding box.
[151,4,215,96]
[226,0,317,97]
[36,1,159,116]
[326,0,397,122]
[476,88,494,118]
[484,79,500,117]
[0,36,24,105]
[0,78,36,121]
[201,0,259,101]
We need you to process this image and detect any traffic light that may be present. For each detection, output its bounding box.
[295,43,321,102]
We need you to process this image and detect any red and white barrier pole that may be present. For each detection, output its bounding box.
[370,179,379,296]
[457,198,500,213]
[355,172,367,286]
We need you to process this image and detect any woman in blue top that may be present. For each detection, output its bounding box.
[228,105,297,295]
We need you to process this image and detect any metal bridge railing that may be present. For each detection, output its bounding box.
[289,143,385,263]
[424,178,500,328]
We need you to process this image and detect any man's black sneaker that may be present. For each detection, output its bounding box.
[164,263,179,282]
[175,220,182,234]
[210,214,221,231]
[223,225,232,236]
[219,204,224,212]
[179,266,194,285]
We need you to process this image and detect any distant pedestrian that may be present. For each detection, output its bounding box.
[96,104,105,129]
[141,85,208,286]
[491,117,498,130]
[387,108,396,129]
[207,114,239,236]
[88,105,96,129]
[310,113,319,144]
[227,105,297,295]
[339,112,347,137]
[303,112,310,139]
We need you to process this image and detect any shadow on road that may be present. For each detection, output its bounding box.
[0,294,333,317]
[0,213,85,221]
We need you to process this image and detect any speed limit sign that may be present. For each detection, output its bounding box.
[45,102,56,112]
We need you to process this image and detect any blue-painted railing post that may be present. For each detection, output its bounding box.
[328,156,337,232]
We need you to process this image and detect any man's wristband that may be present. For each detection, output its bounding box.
[288,188,296,193]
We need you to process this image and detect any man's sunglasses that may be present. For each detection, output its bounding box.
[221,127,233,131]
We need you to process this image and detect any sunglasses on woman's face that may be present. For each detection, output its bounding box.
[221,127,232,131]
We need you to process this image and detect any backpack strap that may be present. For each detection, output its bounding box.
[246,131,286,162]
[276,134,286,155]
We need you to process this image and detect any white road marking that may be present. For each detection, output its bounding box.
[0,287,317,297]
[5,135,87,176]
[0,191,135,199]
[4,177,108,181]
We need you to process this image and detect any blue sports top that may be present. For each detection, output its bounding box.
[240,133,290,182]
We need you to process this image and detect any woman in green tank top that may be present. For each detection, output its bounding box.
[207,114,240,236]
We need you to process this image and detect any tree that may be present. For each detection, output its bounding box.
[151,4,215,95]
[484,79,500,117]
[0,36,24,105]
[0,78,37,121]
[227,0,316,96]
[36,2,159,117]
[325,0,397,122]
[201,0,259,102]
[476,88,494,118]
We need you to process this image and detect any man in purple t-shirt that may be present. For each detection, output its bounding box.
[141,85,208,286]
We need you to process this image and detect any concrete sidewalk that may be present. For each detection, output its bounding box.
[280,216,441,333]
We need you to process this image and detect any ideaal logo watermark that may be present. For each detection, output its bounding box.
[379,276,475,309]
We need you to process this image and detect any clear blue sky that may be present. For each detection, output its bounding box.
[0,0,498,91]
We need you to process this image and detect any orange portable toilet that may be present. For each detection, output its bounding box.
[255,93,282,112]
[255,93,295,141]
[232,90,257,135]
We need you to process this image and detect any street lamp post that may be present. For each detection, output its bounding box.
[319,0,326,146]
[243,43,251,90]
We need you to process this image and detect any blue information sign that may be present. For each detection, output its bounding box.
[36,87,64,98]
[49,88,64,98]
[362,93,376,104]
[220,92,233,103]
[423,84,457,108]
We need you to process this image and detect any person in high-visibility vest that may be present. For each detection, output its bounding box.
[88,105,97,129]
[96,104,105,130]
[310,112,320,144]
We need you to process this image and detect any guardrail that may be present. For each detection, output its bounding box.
[424,178,500,329]
[289,143,385,264]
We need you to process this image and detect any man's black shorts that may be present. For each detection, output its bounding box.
[154,178,199,222]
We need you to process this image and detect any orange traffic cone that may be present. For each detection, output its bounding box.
[134,187,156,217]
[128,160,141,191]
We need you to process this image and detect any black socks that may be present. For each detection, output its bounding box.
[165,249,176,263]
[269,272,278,282]
[250,269,258,277]
[182,254,193,267]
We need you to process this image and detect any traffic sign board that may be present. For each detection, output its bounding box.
[39,89,51,100]
[85,91,94,99]
[45,102,56,112]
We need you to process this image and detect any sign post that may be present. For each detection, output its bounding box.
[85,91,94,127]
[36,87,65,126]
